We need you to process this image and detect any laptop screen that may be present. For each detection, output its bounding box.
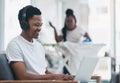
[74,56,99,82]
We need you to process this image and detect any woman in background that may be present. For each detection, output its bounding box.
[49,9,91,43]
[49,9,92,74]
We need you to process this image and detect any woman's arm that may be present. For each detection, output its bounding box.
[49,22,63,42]
[84,32,91,40]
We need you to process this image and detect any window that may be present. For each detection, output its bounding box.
[88,0,111,46]
[5,0,30,49]
[115,0,120,72]
[88,0,111,80]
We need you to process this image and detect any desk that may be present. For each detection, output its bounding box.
[91,76,101,83]
[0,80,78,83]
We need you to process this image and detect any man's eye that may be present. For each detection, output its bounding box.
[35,24,40,26]
[40,23,43,26]
[35,23,43,27]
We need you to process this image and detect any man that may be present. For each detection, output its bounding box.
[6,5,74,80]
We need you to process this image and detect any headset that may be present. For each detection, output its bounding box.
[21,5,33,30]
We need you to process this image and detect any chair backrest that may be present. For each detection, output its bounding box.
[0,52,15,80]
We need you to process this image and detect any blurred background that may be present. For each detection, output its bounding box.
[0,0,120,82]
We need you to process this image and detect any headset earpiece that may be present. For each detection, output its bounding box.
[21,5,32,30]
[21,19,29,30]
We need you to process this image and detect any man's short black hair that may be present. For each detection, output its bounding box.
[18,5,41,30]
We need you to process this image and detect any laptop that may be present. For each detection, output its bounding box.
[74,56,99,82]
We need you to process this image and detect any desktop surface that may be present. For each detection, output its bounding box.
[0,80,78,83]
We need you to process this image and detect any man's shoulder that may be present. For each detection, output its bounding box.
[34,39,43,47]
[7,36,21,47]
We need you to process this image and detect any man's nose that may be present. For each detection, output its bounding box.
[37,27,41,31]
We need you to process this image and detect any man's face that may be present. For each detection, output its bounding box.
[27,15,42,39]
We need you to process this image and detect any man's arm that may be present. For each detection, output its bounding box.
[11,61,48,80]
[45,69,53,74]
[11,61,74,80]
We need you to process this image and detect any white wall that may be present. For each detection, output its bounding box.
[62,0,89,31]
[115,0,120,71]
[0,0,4,50]
[5,0,30,49]
[31,0,61,29]
[31,0,62,44]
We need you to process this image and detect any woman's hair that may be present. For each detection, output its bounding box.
[62,9,77,41]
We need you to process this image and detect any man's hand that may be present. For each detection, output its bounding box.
[52,74,75,80]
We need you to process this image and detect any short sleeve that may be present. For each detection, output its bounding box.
[6,41,24,63]
[79,26,86,36]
